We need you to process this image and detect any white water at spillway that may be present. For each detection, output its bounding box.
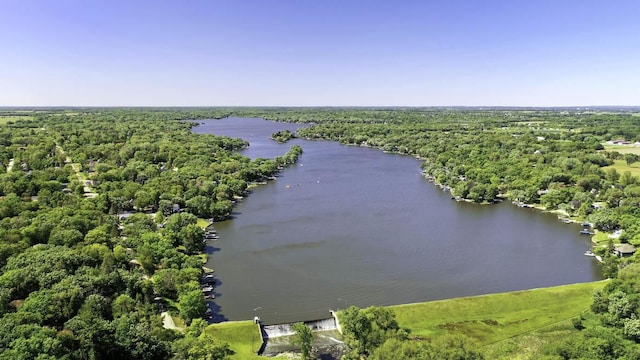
[307,317,339,332]
[262,317,338,339]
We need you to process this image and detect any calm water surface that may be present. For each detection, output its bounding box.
[193,118,602,324]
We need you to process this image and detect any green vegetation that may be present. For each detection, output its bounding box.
[4,107,640,358]
[391,281,605,343]
[604,159,640,178]
[261,109,640,256]
[196,217,212,229]
[338,305,484,359]
[336,281,640,359]
[0,109,302,359]
[292,322,313,360]
[0,116,34,124]
[603,144,640,155]
[205,321,264,360]
[270,129,295,143]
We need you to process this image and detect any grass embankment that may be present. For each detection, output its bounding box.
[205,321,266,360]
[206,282,605,358]
[391,281,606,346]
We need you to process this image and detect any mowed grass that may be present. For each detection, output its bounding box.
[603,160,640,178]
[206,282,605,358]
[196,218,211,229]
[205,321,267,360]
[591,230,611,245]
[604,144,640,155]
[602,145,640,177]
[390,281,606,345]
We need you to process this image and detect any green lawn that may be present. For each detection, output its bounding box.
[603,159,640,178]
[390,281,606,345]
[604,144,640,155]
[205,321,267,359]
[602,145,640,177]
[203,281,606,359]
[592,230,611,245]
[196,218,211,229]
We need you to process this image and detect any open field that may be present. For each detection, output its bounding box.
[604,144,640,155]
[205,321,267,359]
[0,116,34,124]
[390,281,606,345]
[603,159,640,177]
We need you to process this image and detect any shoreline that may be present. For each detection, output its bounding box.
[199,119,604,325]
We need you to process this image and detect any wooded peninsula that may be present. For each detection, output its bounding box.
[1,107,640,359]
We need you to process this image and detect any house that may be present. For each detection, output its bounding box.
[614,244,637,258]
[611,139,632,145]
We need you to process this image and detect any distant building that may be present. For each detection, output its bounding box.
[610,139,631,145]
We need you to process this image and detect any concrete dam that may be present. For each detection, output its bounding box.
[260,315,344,357]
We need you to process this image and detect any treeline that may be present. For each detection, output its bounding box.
[280,111,640,255]
[4,107,640,358]
[338,306,484,360]
[0,111,301,359]
[270,129,295,143]
[245,108,640,358]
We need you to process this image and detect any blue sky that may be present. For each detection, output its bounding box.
[1,0,638,106]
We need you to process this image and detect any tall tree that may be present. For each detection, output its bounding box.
[292,322,313,360]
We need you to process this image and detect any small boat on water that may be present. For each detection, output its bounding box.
[580,229,593,235]
[562,218,572,224]
[584,250,595,257]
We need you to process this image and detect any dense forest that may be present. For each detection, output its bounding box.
[0,109,301,359]
[2,107,640,359]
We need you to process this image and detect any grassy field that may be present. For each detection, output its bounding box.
[602,145,640,176]
[603,159,640,178]
[205,321,267,359]
[390,281,606,346]
[483,318,582,359]
[0,116,34,124]
[204,282,605,358]
[604,144,640,155]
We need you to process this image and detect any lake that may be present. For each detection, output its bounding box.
[193,117,602,324]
